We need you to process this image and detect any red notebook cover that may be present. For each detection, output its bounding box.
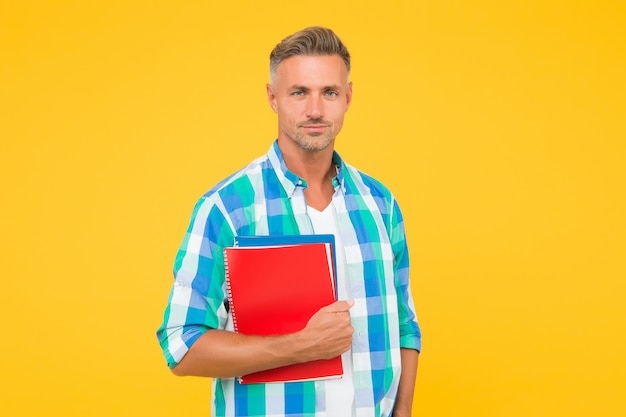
[224,242,343,384]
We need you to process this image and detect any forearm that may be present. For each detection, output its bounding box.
[393,348,419,417]
[171,300,354,378]
[171,328,311,378]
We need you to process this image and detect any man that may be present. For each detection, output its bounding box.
[157,26,421,417]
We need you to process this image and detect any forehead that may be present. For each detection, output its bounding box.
[276,55,348,87]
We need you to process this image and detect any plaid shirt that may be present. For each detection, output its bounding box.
[157,140,421,417]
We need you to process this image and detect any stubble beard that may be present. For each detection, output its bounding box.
[287,122,335,152]
[293,131,333,152]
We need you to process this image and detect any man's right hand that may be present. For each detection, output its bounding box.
[298,300,355,361]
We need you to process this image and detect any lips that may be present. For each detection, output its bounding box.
[301,125,329,134]
[299,122,330,128]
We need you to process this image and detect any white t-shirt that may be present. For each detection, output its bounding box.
[307,202,356,417]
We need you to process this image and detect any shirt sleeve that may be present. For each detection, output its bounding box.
[390,198,422,352]
[156,196,235,368]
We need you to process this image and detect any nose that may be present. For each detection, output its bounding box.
[305,95,324,119]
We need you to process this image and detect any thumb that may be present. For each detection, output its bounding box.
[326,299,355,312]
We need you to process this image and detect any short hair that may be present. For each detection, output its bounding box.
[269,26,351,84]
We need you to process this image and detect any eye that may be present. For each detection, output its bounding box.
[291,91,305,96]
[325,91,339,97]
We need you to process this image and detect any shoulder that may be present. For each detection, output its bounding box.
[181,154,270,230]
[200,154,269,202]
[342,162,406,230]
[183,154,271,240]
[342,162,395,202]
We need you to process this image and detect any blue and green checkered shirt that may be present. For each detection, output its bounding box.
[157,140,421,417]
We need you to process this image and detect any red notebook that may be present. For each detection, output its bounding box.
[224,236,342,384]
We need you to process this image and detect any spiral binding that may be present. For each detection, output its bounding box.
[223,248,239,333]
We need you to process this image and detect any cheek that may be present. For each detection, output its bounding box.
[279,107,301,123]
[330,109,348,125]
[277,112,297,131]
[277,110,292,123]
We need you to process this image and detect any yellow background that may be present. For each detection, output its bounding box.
[1,1,624,416]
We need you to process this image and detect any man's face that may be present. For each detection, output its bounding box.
[267,55,352,153]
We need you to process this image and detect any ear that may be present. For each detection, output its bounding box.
[266,83,278,113]
[345,81,353,109]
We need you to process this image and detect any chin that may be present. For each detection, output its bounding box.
[302,138,333,152]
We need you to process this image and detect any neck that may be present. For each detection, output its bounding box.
[277,138,335,188]
[277,137,336,211]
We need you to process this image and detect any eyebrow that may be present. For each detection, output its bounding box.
[289,84,342,92]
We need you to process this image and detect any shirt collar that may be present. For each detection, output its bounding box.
[266,139,346,198]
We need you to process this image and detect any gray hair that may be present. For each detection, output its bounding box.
[269,26,351,84]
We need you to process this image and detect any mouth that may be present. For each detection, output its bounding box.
[300,123,330,133]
